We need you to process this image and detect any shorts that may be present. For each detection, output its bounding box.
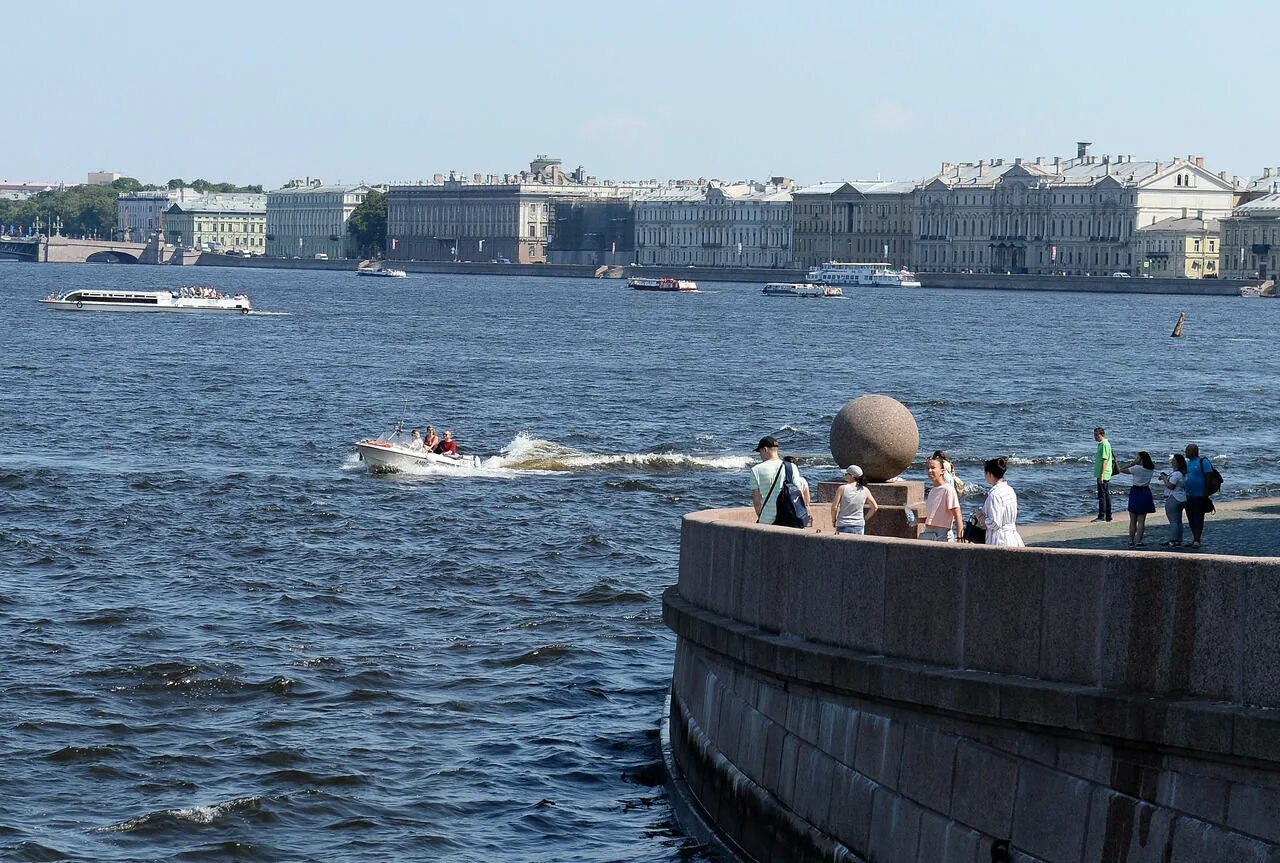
[837,525,865,535]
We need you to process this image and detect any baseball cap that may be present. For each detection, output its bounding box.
[844,465,864,478]
[755,435,780,451]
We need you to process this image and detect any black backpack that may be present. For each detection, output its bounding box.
[1202,458,1223,497]
[773,462,810,529]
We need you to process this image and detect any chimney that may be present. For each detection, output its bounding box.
[1194,156,1204,168]
[1197,209,1204,220]
[1053,156,1061,171]
[1077,141,1092,160]
[1182,208,1188,219]
[1036,156,1044,166]
[1265,168,1273,178]
[978,159,988,176]
[1219,170,1228,180]
[941,161,951,174]
[473,173,482,183]
[1015,157,1022,166]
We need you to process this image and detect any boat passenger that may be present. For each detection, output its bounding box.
[410,428,423,450]
[437,430,458,457]
[424,426,439,452]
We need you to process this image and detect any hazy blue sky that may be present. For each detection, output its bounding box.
[7,0,1276,188]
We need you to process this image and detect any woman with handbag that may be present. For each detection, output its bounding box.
[976,456,1024,547]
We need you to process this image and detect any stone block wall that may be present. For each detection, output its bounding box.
[664,507,1280,861]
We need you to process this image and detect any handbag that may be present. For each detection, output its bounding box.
[773,462,810,529]
[963,513,986,544]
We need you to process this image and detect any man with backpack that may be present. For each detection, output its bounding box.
[750,436,809,528]
[1182,442,1220,549]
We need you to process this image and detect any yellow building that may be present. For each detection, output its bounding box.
[1135,213,1220,278]
[163,193,267,253]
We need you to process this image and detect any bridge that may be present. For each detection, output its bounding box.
[0,235,159,264]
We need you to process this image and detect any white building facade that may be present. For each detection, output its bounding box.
[634,181,794,268]
[912,150,1238,275]
[163,193,267,252]
[117,188,203,242]
[266,182,374,258]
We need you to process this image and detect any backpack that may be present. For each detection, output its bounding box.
[1202,458,1223,497]
[773,462,810,529]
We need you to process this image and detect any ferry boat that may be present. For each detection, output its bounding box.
[806,261,922,288]
[357,266,408,278]
[39,286,251,313]
[355,420,480,473]
[762,282,844,299]
[629,277,699,292]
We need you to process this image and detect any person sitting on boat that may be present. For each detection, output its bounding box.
[437,430,459,457]
[409,428,424,450]
[424,426,440,452]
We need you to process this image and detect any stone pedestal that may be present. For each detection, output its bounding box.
[816,479,926,539]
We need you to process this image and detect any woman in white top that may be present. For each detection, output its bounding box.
[1115,450,1157,547]
[976,456,1023,547]
[830,465,878,535]
[1158,453,1188,547]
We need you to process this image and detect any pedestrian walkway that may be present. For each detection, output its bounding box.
[1024,497,1280,558]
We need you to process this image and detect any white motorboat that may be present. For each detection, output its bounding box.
[357,266,407,278]
[40,286,252,313]
[355,421,480,473]
[629,277,699,292]
[762,282,844,298]
[807,261,922,288]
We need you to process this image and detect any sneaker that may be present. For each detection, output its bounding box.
[1105,517,1113,522]
[1091,517,1105,522]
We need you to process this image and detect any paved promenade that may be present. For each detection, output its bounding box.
[1023,495,1280,558]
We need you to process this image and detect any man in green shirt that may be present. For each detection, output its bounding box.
[1093,426,1113,522]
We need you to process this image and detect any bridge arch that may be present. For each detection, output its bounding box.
[85,251,139,264]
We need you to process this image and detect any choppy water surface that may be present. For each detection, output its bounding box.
[2,264,1278,861]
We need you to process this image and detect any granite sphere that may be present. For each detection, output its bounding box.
[829,395,919,482]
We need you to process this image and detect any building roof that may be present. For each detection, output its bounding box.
[1241,171,1280,193]
[269,184,370,196]
[1236,193,1280,215]
[922,156,1229,191]
[1137,216,1220,233]
[166,194,266,215]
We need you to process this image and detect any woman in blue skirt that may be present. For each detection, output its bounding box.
[1116,451,1157,547]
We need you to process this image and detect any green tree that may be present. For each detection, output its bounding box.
[347,189,387,258]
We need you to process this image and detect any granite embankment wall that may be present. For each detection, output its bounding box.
[663,507,1280,862]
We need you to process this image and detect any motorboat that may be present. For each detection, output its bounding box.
[629,276,698,292]
[355,421,480,473]
[40,286,251,313]
[762,282,843,298]
[357,266,408,278]
[806,261,922,288]
[1240,285,1263,298]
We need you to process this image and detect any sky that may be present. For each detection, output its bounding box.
[6,0,1278,189]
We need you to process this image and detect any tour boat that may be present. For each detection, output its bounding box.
[355,421,480,473]
[762,282,844,298]
[357,266,408,278]
[40,286,251,313]
[806,261,922,288]
[629,277,699,292]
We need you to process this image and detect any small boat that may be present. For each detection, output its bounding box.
[629,277,698,292]
[807,261,921,288]
[357,266,408,278]
[355,420,480,473]
[1171,312,1185,338]
[1240,286,1262,298]
[40,286,251,313]
[762,282,844,298]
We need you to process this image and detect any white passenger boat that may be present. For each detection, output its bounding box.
[355,421,480,473]
[807,261,922,288]
[357,266,408,278]
[762,282,844,298]
[629,277,699,292]
[40,286,252,313]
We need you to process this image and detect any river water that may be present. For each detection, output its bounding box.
[1,264,1277,861]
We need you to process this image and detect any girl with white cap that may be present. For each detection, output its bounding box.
[830,465,878,535]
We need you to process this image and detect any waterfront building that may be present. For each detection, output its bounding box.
[791,180,915,269]
[912,146,1237,275]
[117,188,203,242]
[0,181,59,201]
[546,199,635,266]
[1135,213,1220,278]
[387,156,648,264]
[634,179,794,268]
[266,181,375,259]
[163,193,267,253]
[1219,180,1280,280]
[87,171,121,185]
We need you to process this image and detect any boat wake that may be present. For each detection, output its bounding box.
[342,431,752,477]
[244,310,291,317]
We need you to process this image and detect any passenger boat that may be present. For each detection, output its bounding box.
[40,286,251,313]
[357,266,408,278]
[806,261,922,288]
[629,277,699,292]
[355,421,480,473]
[762,282,844,298]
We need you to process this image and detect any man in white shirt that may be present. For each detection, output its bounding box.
[921,457,964,542]
[750,436,788,525]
